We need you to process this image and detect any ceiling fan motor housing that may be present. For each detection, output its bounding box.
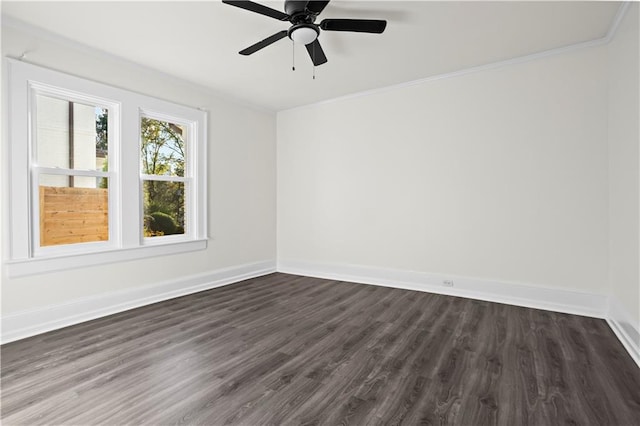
[285,0,316,18]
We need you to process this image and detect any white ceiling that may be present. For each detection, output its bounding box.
[2,1,621,111]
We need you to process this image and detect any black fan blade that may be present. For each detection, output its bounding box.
[305,1,330,15]
[320,19,387,33]
[222,1,289,21]
[305,39,328,66]
[239,30,288,55]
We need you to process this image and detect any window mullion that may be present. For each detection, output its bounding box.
[119,104,142,248]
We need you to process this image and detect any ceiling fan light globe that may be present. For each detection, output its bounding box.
[290,26,318,45]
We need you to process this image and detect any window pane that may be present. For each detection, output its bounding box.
[36,94,108,171]
[140,117,185,177]
[38,175,109,247]
[143,180,185,237]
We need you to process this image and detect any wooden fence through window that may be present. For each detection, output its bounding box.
[39,186,109,246]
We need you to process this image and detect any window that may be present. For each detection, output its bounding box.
[33,90,115,252]
[140,115,189,239]
[6,60,207,276]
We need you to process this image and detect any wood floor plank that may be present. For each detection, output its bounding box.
[2,273,639,425]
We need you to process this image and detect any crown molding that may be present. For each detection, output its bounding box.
[1,15,276,114]
[604,1,632,43]
[2,2,630,117]
[281,1,632,114]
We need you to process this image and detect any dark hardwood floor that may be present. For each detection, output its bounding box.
[1,273,639,425]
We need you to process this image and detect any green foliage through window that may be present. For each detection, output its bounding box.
[140,118,186,237]
[141,117,185,177]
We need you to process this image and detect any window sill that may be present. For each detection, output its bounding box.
[6,239,208,278]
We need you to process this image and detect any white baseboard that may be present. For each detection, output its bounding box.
[277,259,608,319]
[1,260,276,344]
[5,257,635,369]
[277,260,640,367]
[607,296,640,368]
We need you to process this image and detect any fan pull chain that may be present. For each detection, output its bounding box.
[292,41,295,71]
[312,43,316,80]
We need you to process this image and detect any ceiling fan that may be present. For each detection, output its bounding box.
[222,0,387,66]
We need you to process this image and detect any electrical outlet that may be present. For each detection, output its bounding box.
[442,280,454,287]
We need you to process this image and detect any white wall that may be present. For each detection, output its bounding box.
[1,24,277,316]
[278,46,609,297]
[607,3,640,347]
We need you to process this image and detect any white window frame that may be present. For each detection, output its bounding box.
[30,83,120,258]
[139,109,196,246]
[5,59,208,277]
